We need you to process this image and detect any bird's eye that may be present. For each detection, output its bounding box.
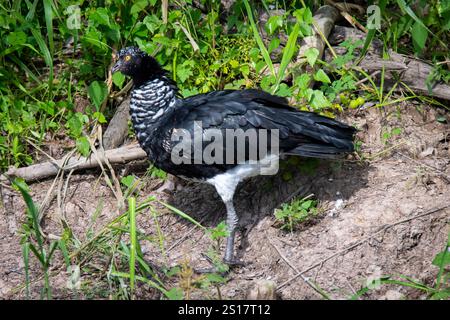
[124,55,131,62]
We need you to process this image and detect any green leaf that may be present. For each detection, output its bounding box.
[391,127,402,136]
[268,38,280,54]
[206,273,227,284]
[436,116,447,123]
[294,74,311,91]
[66,114,83,137]
[411,21,428,54]
[93,111,107,124]
[6,31,27,46]
[76,136,90,157]
[304,47,319,67]
[112,71,125,89]
[309,90,331,110]
[90,8,111,27]
[143,15,161,33]
[240,65,250,76]
[301,200,313,209]
[430,289,450,300]
[314,69,331,83]
[260,75,275,91]
[229,59,239,69]
[265,15,283,35]
[30,27,53,91]
[22,242,30,298]
[88,81,108,111]
[209,221,229,241]
[176,61,194,83]
[39,101,55,116]
[121,175,135,188]
[166,287,184,300]
[128,197,137,295]
[432,250,450,267]
[275,83,292,97]
[131,0,149,15]
[294,7,313,24]
[360,29,376,59]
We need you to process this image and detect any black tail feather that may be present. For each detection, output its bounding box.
[285,143,353,159]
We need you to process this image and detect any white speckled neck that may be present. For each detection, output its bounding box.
[130,77,178,144]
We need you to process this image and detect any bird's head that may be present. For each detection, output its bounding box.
[112,46,163,81]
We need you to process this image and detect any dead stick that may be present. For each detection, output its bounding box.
[267,234,331,298]
[2,144,147,183]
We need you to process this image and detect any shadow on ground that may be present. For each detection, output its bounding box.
[167,157,370,259]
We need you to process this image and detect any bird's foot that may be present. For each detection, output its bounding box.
[223,257,246,267]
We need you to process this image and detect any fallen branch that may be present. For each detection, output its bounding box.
[267,234,330,299]
[1,144,147,183]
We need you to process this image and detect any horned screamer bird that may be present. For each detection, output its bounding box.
[112,46,356,266]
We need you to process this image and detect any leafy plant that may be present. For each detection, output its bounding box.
[274,196,319,232]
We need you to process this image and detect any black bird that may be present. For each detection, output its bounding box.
[112,46,356,265]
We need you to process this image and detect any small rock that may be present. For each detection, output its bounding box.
[381,289,404,300]
[335,198,344,210]
[246,280,277,300]
[418,147,434,159]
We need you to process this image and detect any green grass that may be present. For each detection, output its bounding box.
[12,174,231,299]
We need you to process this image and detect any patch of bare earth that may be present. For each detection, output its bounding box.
[1,103,449,299]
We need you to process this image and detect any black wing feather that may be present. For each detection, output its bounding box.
[153,89,355,179]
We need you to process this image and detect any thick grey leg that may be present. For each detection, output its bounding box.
[193,195,242,273]
[224,200,238,263]
[208,177,243,265]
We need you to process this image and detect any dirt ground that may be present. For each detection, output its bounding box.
[1,102,449,299]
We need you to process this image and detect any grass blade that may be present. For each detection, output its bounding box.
[22,243,30,299]
[243,0,275,77]
[157,200,205,229]
[29,27,53,95]
[274,21,300,92]
[43,0,54,55]
[111,271,171,298]
[13,179,43,248]
[128,197,137,298]
[435,233,450,290]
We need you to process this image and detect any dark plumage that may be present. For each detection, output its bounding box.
[113,46,356,265]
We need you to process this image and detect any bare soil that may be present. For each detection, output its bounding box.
[1,102,449,299]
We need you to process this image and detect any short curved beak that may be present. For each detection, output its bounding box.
[111,60,122,73]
